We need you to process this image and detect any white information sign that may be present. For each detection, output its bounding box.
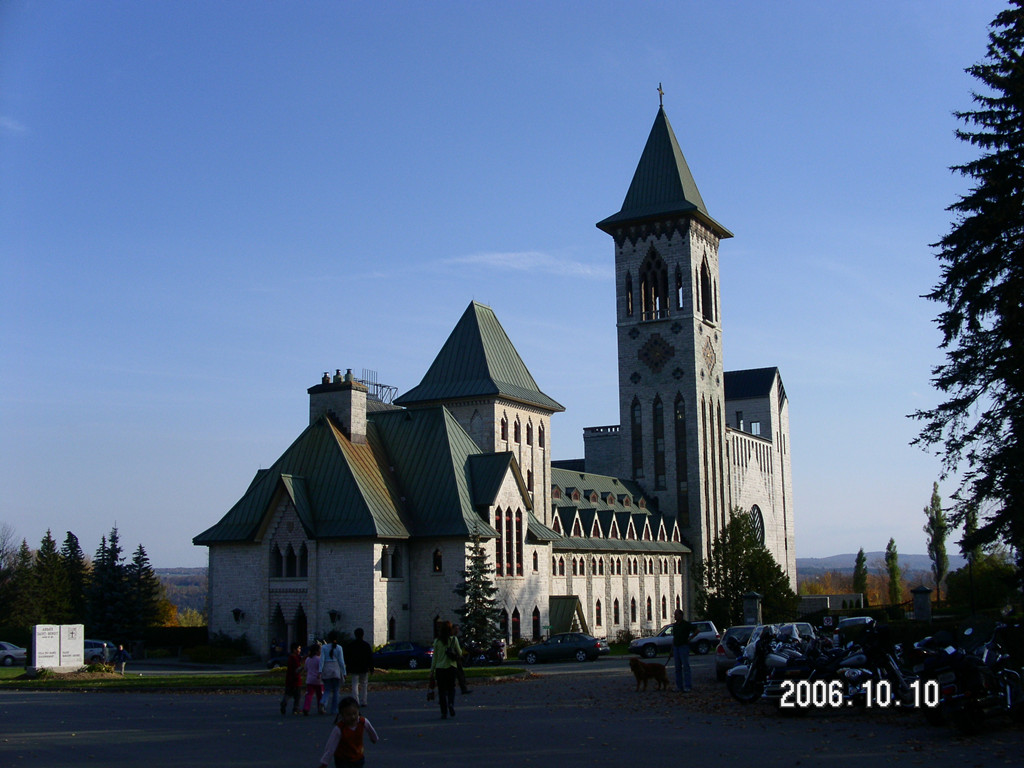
[32,624,61,667]
[60,624,85,666]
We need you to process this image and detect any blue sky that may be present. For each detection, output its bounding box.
[0,1,1006,568]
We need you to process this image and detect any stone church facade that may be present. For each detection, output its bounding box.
[194,106,795,656]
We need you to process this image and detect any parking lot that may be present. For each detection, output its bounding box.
[2,654,1022,767]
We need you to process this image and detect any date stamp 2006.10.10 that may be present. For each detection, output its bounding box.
[778,679,940,710]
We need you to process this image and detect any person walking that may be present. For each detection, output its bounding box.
[429,621,461,720]
[281,642,304,715]
[346,628,373,708]
[451,624,471,695]
[112,644,130,675]
[321,634,347,715]
[671,608,694,692]
[304,644,325,715]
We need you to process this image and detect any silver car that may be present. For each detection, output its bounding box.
[0,641,26,666]
[629,620,720,657]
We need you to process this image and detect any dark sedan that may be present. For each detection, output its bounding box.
[517,632,607,664]
[372,641,434,670]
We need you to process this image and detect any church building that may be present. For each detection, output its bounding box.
[194,105,795,656]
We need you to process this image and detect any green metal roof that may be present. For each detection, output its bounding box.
[193,416,409,545]
[597,107,732,238]
[548,595,589,635]
[394,302,564,412]
[468,452,532,511]
[369,407,501,538]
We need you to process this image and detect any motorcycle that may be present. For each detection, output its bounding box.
[912,623,1024,734]
[463,639,505,666]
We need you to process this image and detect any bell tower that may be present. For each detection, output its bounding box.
[596,105,733,565]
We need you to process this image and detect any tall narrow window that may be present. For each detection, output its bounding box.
[514,420,521,443]
[515,510,524,575]
[527,470,533,491]
[526,423,533,445]
[653,395,666,489]
[285,545,297,577]
[700,258,714,323]
[675,265,684,309]
[298,544,308,577]
[532,551,538,572]
[433,549,443,572]
[271,545,283,578]
[625,271,634,317]
[631,397,644,479]
[674,393,690,527]
[511,608,521,641]
[646,597,652,621]
[505,509,514,575]
[661,596,667,619]
[614,599,620,624]
[532,606,541,640]
[494,509,504,576]
[500,417,508,441]
[630,598,637,623]
[595,600,603,626]
[538,425,545,448]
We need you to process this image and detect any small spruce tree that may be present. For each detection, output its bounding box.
[453,533,502,649]
[852,548,869,606]
[885,538,902,606]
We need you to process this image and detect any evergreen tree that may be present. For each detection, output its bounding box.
[885,538,902,605]
[7,540,40,628]
[125,544,163,638]
[852,548,869,605]
[87,528,128,639]
[453,533,501,649]
[923,482,950,600]
[912,1,1024,587]
[35,530,71,624]
[60,531,89,624]
[695,511,798,628]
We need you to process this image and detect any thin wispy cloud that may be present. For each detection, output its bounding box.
[442,250,610,280]
[0,116,28,134]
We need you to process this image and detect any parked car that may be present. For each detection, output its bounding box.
[518,632,607,664]
[628,620,721,658]
[0,641,27,666]
[833,616,874,647]
[714,624,756,680]
[84,639,116,663]
[372,641,434,670]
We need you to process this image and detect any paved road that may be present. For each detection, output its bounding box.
[2,655,1022,767]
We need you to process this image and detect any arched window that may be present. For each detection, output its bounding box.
[432,548,443,573]
[527,470,534,491]
[532,606,541,639]
[598,557,605,575]
[501,416,508,441]
[631,397,644,480]
[515,510,524,575]
[675,265,684,309]
[653,395,666,489]
[539,425,545,448]
[572,558,578,576]
[495,510,504,576]
[511,608,521,641]
[526,423,533,445]
[595,599,603,627]
[700,257,714,323]
[285,545,297,578]
[661,596,668,619]
[298,543,308,577]
[500,609,509,639]
[271,545,283,577]
[625,271,634,317]
[640,247,668,320]
[613,599,620,625]
[630,598,637,623]
[558,557,565,576]
[514,420,521,443]
[646,597,652,621]
[532,551,538,572]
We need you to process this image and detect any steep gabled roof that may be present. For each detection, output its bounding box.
[395,301,564,412]
[597,107,732,238]
[194,416,409,545]
[467,452,532,511]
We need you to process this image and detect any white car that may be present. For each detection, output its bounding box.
[629,620,720,657]
[84,639,116,663]
[0,641,27,666]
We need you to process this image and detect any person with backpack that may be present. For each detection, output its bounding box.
[345,628,373,708]
[321,634,347,715]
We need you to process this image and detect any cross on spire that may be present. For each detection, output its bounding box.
[657,82,664,107]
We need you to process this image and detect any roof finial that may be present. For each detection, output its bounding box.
[657,82,664,108]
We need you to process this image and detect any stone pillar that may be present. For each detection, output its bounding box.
[912,585,932,622]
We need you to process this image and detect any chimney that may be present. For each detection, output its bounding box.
[307,368,368,443]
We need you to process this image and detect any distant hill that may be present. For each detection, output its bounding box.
[797,552,967,577]
[156,567,208,614]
